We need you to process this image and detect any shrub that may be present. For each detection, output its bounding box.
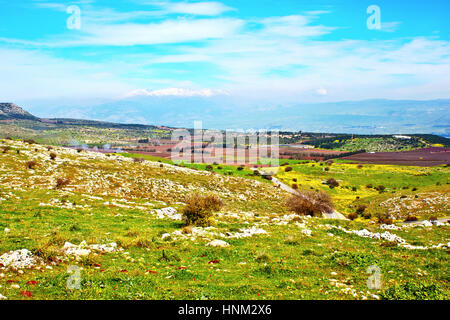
[182,194,223,226]
[133,157,144,163]
[237,166,244,171]
[255,253,271,263]
[182,226,193,234]
[378,213,393,225]
[205,164,213,171]
[26,160,37,169]
[411,187,417,191]
[33,243,59,263]
[366,184,373,189]
[357,164,363,169]
[404,215,418,222]
[262,174,272,181]
[324,167,330,171]
[348,212,358,220]
[291,183,298,190]
[286,190,334,216]
[24,139,36,144]
[362,211,372,219]
[56,177,71,189]
[1,146,10,153]
[49,152,57,160]
[376,185,386,192]
[292,178,297,182]
[356,205,367,215]
[284,166,293,172]
[352,186,357,192]
[326,178,339,188]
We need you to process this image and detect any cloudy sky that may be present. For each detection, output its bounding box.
[0,0,449,106]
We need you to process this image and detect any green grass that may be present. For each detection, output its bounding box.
[0,139,448,300]
[271,161,450,219]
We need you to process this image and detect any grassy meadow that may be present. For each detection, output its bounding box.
[0,139,448,300]
[270,161,450,219]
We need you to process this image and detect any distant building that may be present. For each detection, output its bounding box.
[393,135,411,140]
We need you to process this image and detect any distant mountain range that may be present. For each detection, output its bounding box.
[6,98,450,137]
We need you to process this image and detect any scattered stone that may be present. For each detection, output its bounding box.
[207,240,230,248]
[161,233,172,240]
[154,207,182,220]
[0,249,40,269]
[62,241,118,256]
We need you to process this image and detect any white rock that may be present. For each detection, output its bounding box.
[207,240,230,247]
[0,249,40,269]
[161,233,171,240]
[4,228,10,233]
[0,293,7,300]
[419,220,433,227]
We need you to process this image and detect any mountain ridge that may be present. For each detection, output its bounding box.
[0,103,39,121]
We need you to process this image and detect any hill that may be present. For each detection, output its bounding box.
[0,103,39,121]
[0,139,448,300]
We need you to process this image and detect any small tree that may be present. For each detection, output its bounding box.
[326,178,339,188]
[26,160,37,169]
[56,177,71,189]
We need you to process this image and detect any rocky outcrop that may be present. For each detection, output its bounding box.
[0,103,39,120]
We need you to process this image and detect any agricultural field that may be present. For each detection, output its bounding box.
[0,119,172,148]
[272,161,450,220]
[0,139,449,300]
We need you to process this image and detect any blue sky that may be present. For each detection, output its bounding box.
[0,0,449,106]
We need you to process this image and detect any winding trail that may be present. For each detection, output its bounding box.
[253,169,347,220]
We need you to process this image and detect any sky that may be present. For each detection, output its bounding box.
[0,0,449,108]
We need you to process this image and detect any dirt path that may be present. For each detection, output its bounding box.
[254,169,347,220]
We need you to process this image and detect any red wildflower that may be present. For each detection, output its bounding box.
[26,280,38,285]
[20,291,32,298]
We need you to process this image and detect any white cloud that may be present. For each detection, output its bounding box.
[166,1,234,16]
[261,15,335,37]
[316,88,327,96]
[21,18,244,47]
[125,88,229,97]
